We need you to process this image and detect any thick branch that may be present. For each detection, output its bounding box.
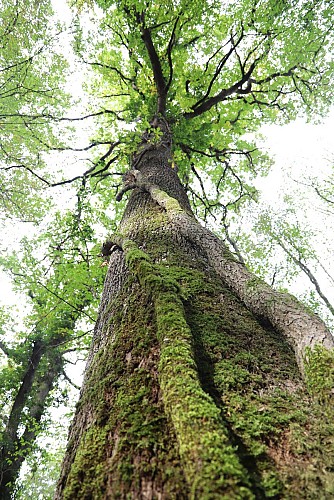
[193,29,245,110]
[139,21,167,114]
[0,353,62,494]
[184,62,256,119]
[2,340,45,443]
[165,16,180,93]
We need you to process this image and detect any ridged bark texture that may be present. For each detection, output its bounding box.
[55,122,334,499]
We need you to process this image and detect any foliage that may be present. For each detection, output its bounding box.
[225,159,334,327]
[0,196,107,495]
[0,0,71,221]
[68,0,332,225]
[14,425,68,500]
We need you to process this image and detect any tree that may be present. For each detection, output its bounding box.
[0,0,333,497]
[0,204,107,498]
[0,3,107,496]
[228,200,334,328]
[0,0,71,221]
[48,0,334,498]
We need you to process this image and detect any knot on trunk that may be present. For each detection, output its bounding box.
[101,238,123,257]
[115,169,144,202]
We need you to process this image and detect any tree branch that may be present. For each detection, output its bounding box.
[137,12,167,114]
[2,143,120,189]
[82,59,133,85]
[193,28,245,110]
[278,239,334,316]
[314,186,334,205]
[223,223,246,265]
[165,16,180,93]
[0,109,125,124]
[62,368,80,390]
[0,340,11,357]
[3,340,45,443]
[184,62,256,119]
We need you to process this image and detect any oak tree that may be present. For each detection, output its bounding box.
[52,0,334,498]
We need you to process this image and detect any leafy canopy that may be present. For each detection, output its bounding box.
[75,0,333,219]
[0,0,70,220]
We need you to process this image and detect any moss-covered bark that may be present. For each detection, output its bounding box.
[55,122,334,499]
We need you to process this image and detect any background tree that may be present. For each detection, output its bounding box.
[43,0,334,498]
[230,140,334,330]
[0,2,108,496]
[0,0,73,220]
[0,201,107,498]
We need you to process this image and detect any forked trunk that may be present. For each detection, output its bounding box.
[55,121,334,499]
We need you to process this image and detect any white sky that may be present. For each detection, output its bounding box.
[260,110,334,196]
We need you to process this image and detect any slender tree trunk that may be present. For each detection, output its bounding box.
[55,120,334,499]
[0,348,63,499]
[0,304,86,498]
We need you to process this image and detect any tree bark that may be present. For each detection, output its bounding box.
[55,120,334,499]
[0,347,63,499]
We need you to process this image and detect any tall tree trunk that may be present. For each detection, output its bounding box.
[55,120,334,499]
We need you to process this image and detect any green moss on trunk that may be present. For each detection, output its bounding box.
[187,292,334,498]
[59,214,334,499]
[63,279,189,498]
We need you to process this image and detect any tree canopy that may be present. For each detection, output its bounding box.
[0,0,72,220]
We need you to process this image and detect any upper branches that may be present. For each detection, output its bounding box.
[0,139,121,191]
[140,25,167,114]
[183,32,306,120]
[128,9,168,115]
[2,0,332,221]
[86,0,333,136]
[172,1,333,122]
